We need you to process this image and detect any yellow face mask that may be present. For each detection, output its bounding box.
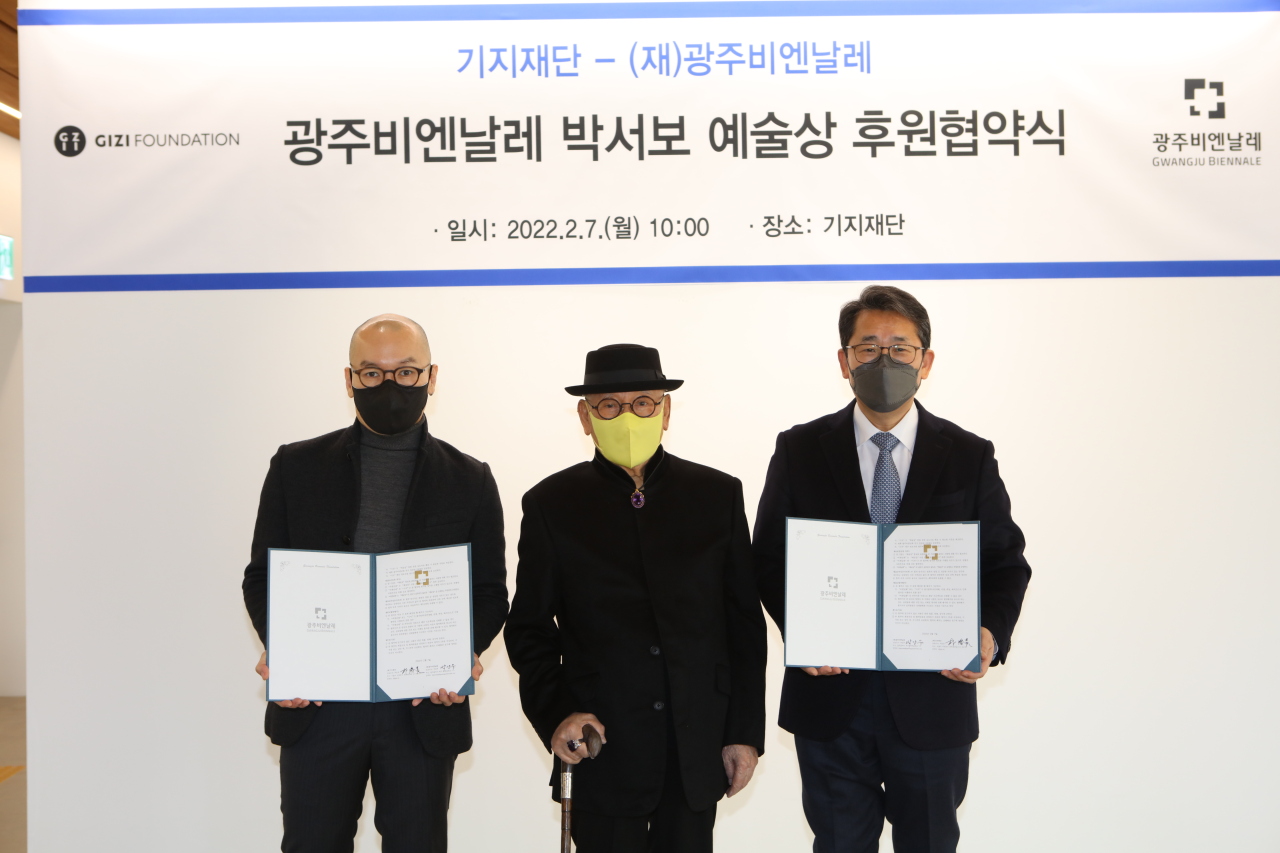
[589,409,665,469]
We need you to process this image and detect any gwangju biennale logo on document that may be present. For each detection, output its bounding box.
[414,570,430,586]
[1152,78,1261,168]
[923,544,939,560]
[821,576,845,600]
[308,607,336,632]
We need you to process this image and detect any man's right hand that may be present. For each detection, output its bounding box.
[551,712,607,765]
[801,665,850,676]
[256,651,322,709]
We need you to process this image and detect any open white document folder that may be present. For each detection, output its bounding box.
[785,518,981,673]
[267,544,474,702]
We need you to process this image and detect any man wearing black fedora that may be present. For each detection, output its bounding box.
[505,343,768,852]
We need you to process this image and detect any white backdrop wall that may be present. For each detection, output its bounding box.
[22,277,1280,852]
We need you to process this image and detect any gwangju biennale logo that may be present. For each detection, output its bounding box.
[308,607,336,632]
[1184,78,1225,119]
[55,126,86,157]
[1152,78,1260,167]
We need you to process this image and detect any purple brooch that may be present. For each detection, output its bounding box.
[630,489,646,509]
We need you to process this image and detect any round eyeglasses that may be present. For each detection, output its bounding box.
[586,395,666,420]
[844,344,924,366]
[350,364,432,387]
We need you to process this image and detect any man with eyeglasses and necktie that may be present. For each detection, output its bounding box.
[241,313,509,853]
[752,286,1031,853]
[505,343,767,853]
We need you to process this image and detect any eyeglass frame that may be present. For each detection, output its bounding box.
[348,363,434,388]
[842,343,927,366]
[584,393,668,420]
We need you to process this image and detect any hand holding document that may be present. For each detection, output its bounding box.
[785,519,981,673]
[266,544,474,702]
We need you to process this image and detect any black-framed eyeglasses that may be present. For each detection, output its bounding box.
[586,395,666,420]
[845,344,925,366]
[350,364,432,388]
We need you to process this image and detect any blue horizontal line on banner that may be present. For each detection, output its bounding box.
[23,261,1280,293]
[18,1,1280,26]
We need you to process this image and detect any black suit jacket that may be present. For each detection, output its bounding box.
[505,448,767,816]
[241,420,509,756]
[753,401,1030,750]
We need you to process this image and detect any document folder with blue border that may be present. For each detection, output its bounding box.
[784,518,981,673]
[266,543,475,702]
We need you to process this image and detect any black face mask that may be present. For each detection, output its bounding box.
[352,381,430,435]
[851,355,920,413]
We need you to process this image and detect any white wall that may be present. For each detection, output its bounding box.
[22,277,1280,852]
[0,129,23,698]
[0,132,20,304]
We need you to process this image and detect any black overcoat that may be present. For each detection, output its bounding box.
[505,447,767,816]
[753,401,1031,750]
[241,420,509,756]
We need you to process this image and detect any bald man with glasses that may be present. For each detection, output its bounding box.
[242,314,509,853]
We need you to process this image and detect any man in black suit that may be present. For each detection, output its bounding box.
[753,286,1031,853]
[505,344,767,853]
[242,314,509,853]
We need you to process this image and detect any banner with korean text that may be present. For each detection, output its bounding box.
[19,1,1280,291]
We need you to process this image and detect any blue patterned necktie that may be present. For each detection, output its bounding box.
[869,432,902,524]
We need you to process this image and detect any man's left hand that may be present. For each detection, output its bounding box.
[413,653,483,707]
[940,627,994,683]
[722,744,759,798]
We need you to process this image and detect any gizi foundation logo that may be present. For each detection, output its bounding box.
[54,125,86,157]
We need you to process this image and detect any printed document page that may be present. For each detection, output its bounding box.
[785,518,879,670]
[881,523,980,672]
[375,545,474,700]
[267,550,371,701]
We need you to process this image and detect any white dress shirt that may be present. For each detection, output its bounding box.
[855,401,996,656]
[853,400,919,507]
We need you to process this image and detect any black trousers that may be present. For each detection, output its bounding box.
[570,726,717,853]
[279,701,455,853]
[794,674,970,853]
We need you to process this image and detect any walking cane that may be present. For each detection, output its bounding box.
[561,723,604,853]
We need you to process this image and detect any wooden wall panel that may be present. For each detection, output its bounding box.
[0,0,16,139]
[0,69,16,110]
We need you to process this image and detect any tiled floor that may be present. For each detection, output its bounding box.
[0,698,24,853]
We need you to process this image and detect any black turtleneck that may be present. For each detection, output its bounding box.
[353,419,424,553]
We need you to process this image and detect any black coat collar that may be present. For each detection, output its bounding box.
[590,444,669,491]
[817,400,953,524]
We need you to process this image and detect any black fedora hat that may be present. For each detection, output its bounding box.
[564,344,685,396]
